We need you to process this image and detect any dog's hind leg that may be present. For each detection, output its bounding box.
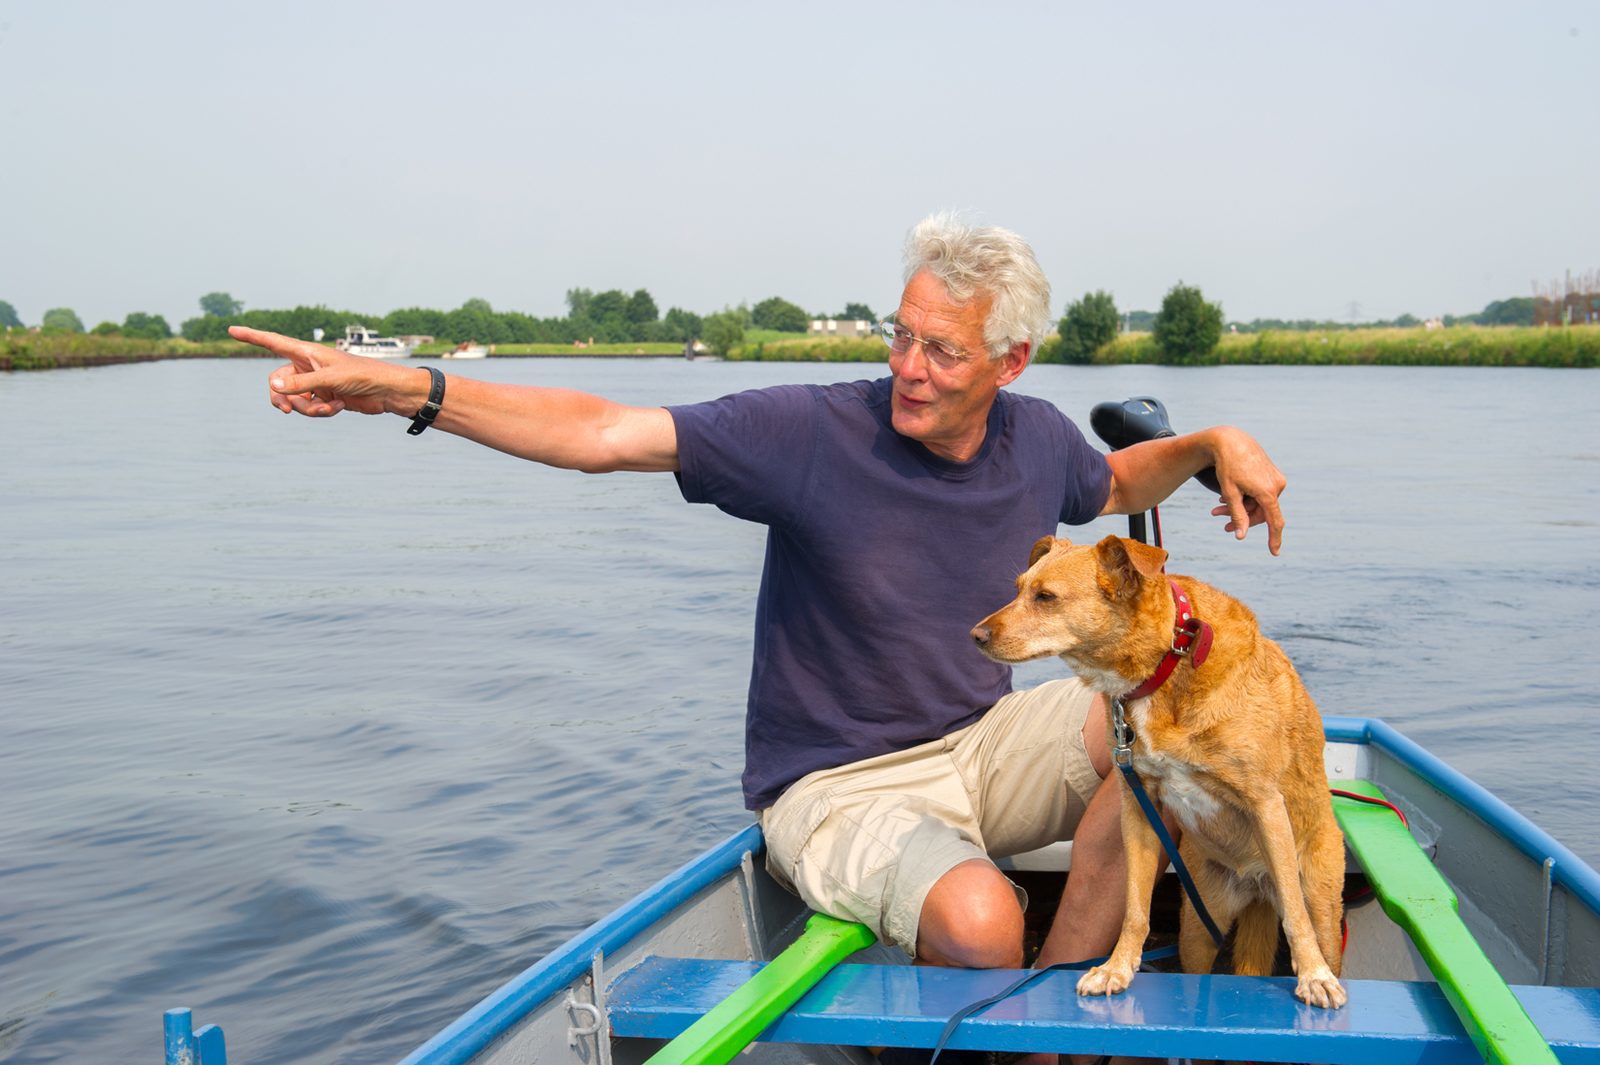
[1228,898,1282,976]
[1177,845,1241,977]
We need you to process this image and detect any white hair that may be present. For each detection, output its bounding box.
[902,211,1052,360]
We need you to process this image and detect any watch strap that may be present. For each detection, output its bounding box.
[407,366,445,435]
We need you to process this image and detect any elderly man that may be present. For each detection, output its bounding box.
[237,213,1285,1018]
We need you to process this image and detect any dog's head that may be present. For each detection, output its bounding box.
[971,534,1170,685]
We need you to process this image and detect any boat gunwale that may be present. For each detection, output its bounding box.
[1324,715,1600,914]
[397,823,763,1065]
[399,716,1600,1064]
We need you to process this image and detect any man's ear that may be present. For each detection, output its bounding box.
[996,341,1030,387]
[1094,535,1168,598]
[1030,530,1068,562]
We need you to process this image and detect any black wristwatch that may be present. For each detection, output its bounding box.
[407,366,445,435]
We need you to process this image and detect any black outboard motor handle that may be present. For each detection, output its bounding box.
[1090,396,1221,493]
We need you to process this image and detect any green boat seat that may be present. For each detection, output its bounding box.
[1335,779,1561,1064]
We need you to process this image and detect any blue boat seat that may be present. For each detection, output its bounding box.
[607,957,1600,1064]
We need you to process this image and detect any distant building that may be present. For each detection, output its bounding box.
[808,319,874,339]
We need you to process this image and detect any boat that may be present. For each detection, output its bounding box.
[441,341,489,360]
[165,717,1600,1064]
[162,398,1600,1064]
[334,324,414,358]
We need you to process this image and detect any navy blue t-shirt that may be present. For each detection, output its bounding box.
[669,377,1111,809]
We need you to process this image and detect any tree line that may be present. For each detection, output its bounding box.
[0,290,877,346]
[4,280,1586,357]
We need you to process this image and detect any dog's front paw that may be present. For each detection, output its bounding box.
[1076,962,1134,997]
[1295,967,1347,1009]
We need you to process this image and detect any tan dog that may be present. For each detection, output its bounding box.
[972,534,1346,1008]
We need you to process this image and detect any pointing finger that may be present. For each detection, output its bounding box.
[233,326,327,371]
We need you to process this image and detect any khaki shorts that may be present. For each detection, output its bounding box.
[758,677,1104,957]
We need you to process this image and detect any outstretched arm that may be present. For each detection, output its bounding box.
[236,326,679,473]
[1100,426,1287,554]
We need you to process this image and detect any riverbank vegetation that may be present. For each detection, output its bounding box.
[724,323,1598,368]
[1089,324,1599,367]
[8,278,1597,370]
[1,329,249,371]
[8,318,1596,371]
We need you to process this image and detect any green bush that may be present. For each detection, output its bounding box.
[41,307,85,334]
[1056,290,1120,364]
[1153,284,1223,363]
[751,296,810,333]
[702,308,748,358]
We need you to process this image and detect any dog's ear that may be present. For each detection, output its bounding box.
[1094,535,1168,598]
[1028,536,1062,567]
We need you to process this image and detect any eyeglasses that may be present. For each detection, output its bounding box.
[878,320,976,371]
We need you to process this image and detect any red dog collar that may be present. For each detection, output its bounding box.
[1121,580,1214,701]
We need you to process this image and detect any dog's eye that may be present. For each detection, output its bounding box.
[1033,589,1056,603]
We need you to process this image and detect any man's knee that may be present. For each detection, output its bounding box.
[915,860,1025,969]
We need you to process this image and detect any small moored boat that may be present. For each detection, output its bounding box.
[335,324,414,358]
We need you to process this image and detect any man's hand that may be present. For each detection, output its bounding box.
[234,326,420,419]
[1205,426,1287,555]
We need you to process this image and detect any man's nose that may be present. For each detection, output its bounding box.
[970,624,992,647]
[893,343,930,380]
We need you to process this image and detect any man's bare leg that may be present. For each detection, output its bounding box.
[1028,700,1158,1065]
[910,702,1155,1064]
[1036,703,1124,971]
[916,859,1026,969]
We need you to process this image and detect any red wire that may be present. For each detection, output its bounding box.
[1332,788,1409,955]
[1329,788,1410,828]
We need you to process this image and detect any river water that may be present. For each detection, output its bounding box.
[2,357,1597,1063]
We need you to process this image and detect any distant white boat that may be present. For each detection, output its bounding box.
[441,341,489,360]
[334,324,413,359]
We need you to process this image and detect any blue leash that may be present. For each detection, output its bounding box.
[1111,695,1227,948]
[922,696,1230,1064]
[925,945,1179,1064]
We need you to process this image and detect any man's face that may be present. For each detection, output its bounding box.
[889,270,1027,462]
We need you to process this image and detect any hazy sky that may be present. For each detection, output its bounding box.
[2,1,1595,330]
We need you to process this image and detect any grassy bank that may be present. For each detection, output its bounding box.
[1081,324,1599,368]
[726,337,885,362]
[724,325,1599,368]
[3,333,684,369]
[13,324,1596,371]
[1,331,254,371]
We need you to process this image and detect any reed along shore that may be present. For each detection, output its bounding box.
[726,324,1599,368]
[8,325,1596,371]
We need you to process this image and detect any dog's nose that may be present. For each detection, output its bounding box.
[970,624,992,647]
